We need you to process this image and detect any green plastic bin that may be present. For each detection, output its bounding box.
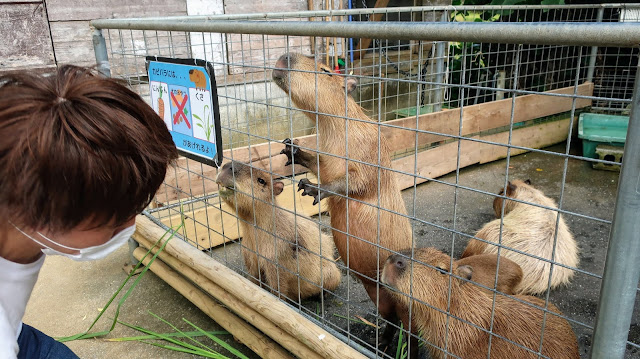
[578,113,629,159]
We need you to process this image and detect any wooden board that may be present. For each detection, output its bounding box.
[157,83,593,202]
[0,2,55,71]
[49,21,95,67]
[46,0,186,22]
[394,117,574,189]
[353,0,390,60]
[160,174,327,248]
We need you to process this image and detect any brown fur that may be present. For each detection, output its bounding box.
[462,180,579,295]
[188,69,207,89]
[455,254,523,296]
[382,248,580,359]
[273,53,414,339]
[216,161,341,300]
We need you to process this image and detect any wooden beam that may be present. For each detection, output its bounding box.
[394,117,574,189]
[133,247,294,359]
[134,216,369,359]
[157,83,593,202]
[133,235,324,359]
[352,0,391,60]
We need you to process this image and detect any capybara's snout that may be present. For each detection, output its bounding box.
[272,53,295,80]
[215,162,235,189]
[382,253,408,288]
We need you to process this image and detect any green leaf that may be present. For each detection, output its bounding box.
[183,318,250,359]
[107,330,229,342]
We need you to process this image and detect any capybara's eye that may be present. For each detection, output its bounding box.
[435,266,447,275]
[257,178,266,185]
[321,68,333,76]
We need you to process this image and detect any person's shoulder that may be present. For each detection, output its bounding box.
[0,305,19,359]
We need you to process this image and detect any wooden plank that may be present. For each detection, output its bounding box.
[394,117,573,189]
[158,84,592,202]
[46,0,186,22]
[353,0,390,60]
[49,21,94,67]
[160,174,327,248]
[0,2,55,71]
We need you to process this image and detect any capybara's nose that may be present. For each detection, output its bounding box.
[388,254,406,270]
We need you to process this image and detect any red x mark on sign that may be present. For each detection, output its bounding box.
[171,92,191,129]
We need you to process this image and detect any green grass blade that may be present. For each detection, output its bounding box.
[332,314,368,326]
[58,222,183,342]
[106,330,229,342]
[147,311,215,353]
[117,319,210,354]
[183,318,250,359]
[395,322,404,359]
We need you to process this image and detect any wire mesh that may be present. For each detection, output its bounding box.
[96,5,640,358]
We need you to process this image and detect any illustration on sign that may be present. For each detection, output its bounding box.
[147,58,222,166]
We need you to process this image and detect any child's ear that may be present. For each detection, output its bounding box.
[506,181,517,196]
[456,265,473,284]
[344,77,357,93]
[273,181,284,196]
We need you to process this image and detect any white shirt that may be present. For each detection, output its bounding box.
[0,254,45,359]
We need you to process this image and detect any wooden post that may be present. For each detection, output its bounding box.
[134,235,325,359]
[132,247,294,359]
[134,215,368,359]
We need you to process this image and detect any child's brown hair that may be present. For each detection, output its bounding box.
[0,65,178,232]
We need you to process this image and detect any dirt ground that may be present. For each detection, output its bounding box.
[25,140,639,358]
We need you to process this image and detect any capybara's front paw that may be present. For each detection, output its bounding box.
[280,138,299,166]
[298,178,321,205]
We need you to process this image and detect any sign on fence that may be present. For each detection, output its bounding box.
[147,57,223,167]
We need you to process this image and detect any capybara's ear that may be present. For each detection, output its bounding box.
[273,181,284,196]
[344,77,358,93]
[506,181,517,196]
[456,265,473,284]
[524,179,532,185]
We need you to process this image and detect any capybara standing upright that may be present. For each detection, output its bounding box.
[216,161,341,300]
[272,53,414,345]
[382,247,580,359]
[462,180,579,295]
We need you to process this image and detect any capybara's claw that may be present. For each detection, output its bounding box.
[298,179,320,204]
[281,138,299,166]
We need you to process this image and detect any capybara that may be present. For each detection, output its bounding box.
[455,253,523,296]
[216,160,341,300]
[462,180,579,295]
[188,69,207,89]
[382,247,580,359]
[272,52,414,346]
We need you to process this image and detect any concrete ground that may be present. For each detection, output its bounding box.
[25,141,639,358]
[23,244,259,359]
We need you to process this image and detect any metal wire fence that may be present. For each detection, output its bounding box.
[93,5,640,359]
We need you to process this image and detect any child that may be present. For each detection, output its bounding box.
[0,65,178,358]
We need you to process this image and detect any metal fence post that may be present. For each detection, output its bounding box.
[433,9,448,112]
[590,57,640,359]
[586,7,604,82]
[92,28,111,77]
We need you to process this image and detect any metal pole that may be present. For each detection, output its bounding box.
[92,28,111,77]
[433,10,448,112]
[90,20,640,48]
[590,56,640,359]
[586,7,604,82]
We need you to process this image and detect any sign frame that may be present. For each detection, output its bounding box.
[146,56,224,167]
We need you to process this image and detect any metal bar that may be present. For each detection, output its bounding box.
[433,10,447,112]
[91,20,640,48]
[92,28,111,77]
[587,7,605,82]
[590,57,640,359]
[92,4,640,23]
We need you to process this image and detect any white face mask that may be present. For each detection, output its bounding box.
[11,222,136,261]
